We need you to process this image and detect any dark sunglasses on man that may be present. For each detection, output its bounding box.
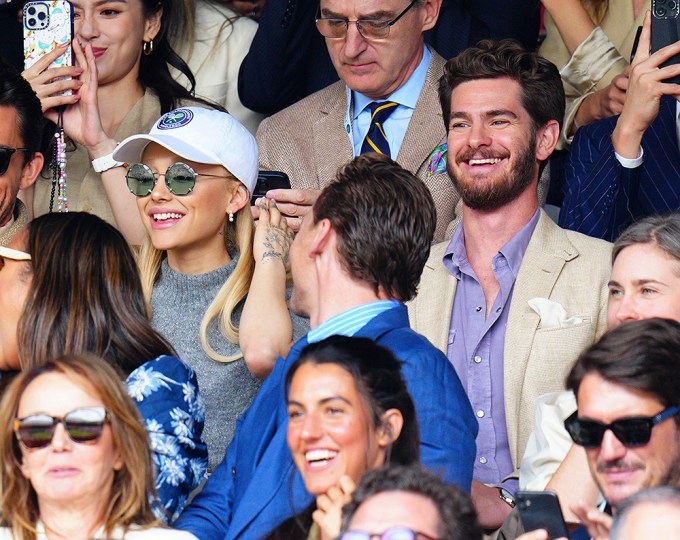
[564,405,679,448]
[0,145,28,175]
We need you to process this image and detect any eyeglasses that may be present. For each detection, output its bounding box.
[0,246,31,271]
[0,146,28,175]
[125,162,233,197]
[316,0,418,40]
[13,406,109,450]
[340,527,439,540]
[564,406,680,448]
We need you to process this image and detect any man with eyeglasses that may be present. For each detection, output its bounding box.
[253,0,459,242]
[339,464,483,540]
[0,59,44,247]
[498,318,680,539]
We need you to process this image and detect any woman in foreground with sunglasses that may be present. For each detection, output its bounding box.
[0,354,198,539]
[518,212,680,523]
[112,107,306,471]
[0,211,207,523]
[263,335,419,540]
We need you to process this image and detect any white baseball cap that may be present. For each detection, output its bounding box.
[112,107,258,192]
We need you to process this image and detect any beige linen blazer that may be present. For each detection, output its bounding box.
[256,49,458,242]
[407,210,611,476]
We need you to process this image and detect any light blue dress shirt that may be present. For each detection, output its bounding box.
[344,45,431,159]
[307,299,401,343]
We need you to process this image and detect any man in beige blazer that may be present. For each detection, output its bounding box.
[407,40,611,529]
[0,61,43,247]
[255,0,458,241]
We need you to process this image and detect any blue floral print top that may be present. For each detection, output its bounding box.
[125,355,208,523]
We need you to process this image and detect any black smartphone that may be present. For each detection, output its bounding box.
[516,491,570,540]
[651,0,680,83]
[251,171,291,205]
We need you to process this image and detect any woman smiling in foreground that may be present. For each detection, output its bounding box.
[0,354,197,540]
[264,335,419,540]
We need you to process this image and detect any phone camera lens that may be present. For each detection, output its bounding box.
[37,11,46,20]
[28,17,36,26]
[27,6,36,14]
[670,1,677,9]
[656,6,667,16]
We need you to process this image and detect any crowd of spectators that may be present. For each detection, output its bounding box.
[1,0,679,538]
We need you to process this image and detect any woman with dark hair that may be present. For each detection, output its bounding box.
[0,354,198,539]
[264,335,419,540]
[22,0,217,243]
[0,212,207,522]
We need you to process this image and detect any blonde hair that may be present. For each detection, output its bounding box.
[0,355,159,540]
[138,199,254,363]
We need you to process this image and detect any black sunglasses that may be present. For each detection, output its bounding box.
[340,527,438,540]
[564,405,679,448]
[13,406,109,450]
[125,162,233,197]
[0,146,28,175]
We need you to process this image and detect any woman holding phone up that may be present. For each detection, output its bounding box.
[22,0,213,244]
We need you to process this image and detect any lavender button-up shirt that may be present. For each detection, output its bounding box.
[443,209,540,492]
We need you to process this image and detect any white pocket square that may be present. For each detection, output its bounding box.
[528,297,583,329]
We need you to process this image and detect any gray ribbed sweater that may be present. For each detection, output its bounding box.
[151,257,309,470]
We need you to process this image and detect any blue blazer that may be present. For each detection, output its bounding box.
[560,96,680,241]
[175,304,477,540]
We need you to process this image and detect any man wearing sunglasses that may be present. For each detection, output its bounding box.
[253,0,459,242]
[564,318,680,531]
[0,59,44,247]
[498,318,680,539]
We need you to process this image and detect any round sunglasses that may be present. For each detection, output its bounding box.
[13,406,109,450]
[125,162,233,197]
[564,405,679,448]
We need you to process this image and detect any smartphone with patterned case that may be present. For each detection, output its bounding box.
[23,0,74,96]
[651,0,680,84]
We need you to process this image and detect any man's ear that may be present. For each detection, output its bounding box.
[19,152,44,190]
[420,0,442,33]
[535,120,560,162]
[308,218,333,256]
[377,409,404,448]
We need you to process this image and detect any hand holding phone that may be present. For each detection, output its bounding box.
[516,491,570,540]
[651,0,680,83]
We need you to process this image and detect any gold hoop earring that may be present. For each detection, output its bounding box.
[143,40,154,56]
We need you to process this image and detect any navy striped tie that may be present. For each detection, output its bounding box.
[360,101,398,157]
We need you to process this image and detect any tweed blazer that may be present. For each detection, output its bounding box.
[0,199,29,247]
[407,210,611,476]
[256,50,458,241]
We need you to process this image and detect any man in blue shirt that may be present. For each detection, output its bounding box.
[175,154,477,539]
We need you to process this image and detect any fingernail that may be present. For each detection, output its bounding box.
[74,66,83,73]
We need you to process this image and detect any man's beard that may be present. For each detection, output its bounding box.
[447,132,537,211]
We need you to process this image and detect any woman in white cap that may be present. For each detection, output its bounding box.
[113,107,308,470]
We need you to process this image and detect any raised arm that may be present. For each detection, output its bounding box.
[240,199,295,378]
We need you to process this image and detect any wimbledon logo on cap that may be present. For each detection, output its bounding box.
[157,109,194,130]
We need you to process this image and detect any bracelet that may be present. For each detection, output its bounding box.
[92,153,125,173]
